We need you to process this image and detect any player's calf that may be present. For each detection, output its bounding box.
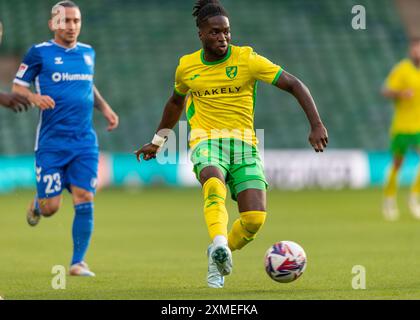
[228,211,267,251]
[26,196,61,226]
[71,202,94,269]
[202,177,229,241]
[38,197,61,217]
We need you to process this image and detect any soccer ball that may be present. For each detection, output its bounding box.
[264,240,307,283]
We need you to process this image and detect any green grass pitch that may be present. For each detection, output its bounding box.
[1,187,420,300]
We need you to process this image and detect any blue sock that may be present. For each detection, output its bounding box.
[71,202,94,265]
[34,195,41,216]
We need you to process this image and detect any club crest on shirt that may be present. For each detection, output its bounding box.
[84,54,93,66]
[226,66,238,79]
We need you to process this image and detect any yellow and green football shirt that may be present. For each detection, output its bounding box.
[174,45,282,148]
[385,59,420,134]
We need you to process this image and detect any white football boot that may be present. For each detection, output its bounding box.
[26,199,41,227]
[408,194,420,220]
[382,197,399,221]
[210,243,233,276]
[207,244,224,288]
[69,261,96,277]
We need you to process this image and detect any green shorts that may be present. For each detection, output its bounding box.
[191,138,268,201]
[390,133,420,156]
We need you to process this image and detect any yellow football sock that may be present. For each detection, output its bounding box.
[202,177,228,240]
[384,166,399,197]
[411,167,420,195]
[228,211,266,251]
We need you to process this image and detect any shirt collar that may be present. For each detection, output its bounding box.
[50,40,78,52]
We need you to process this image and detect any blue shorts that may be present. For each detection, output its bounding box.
[35,148,99,199]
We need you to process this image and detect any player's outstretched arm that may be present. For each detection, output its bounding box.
[382,87,414,100]
[134,92,186,162]
[274,71,328,152]
[12,84,55,110]
[0,92,32,112]
[93,86,119,131]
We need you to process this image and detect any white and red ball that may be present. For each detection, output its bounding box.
[264,241,307,283]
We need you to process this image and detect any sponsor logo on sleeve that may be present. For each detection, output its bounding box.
[16,63,29,78]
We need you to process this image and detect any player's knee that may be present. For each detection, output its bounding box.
[393,156,404,170]
[200,167,225,186]
[394,161,403,170]
[240,211,267,235]
[203,177,227,207]
[73,191,94,204]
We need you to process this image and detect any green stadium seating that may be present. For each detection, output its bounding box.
[0,0,407,154]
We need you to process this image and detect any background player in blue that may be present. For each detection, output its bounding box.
[12,1,119,277]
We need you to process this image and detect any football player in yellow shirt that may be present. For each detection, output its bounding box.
[135,0,328,288]
[382,38,420,221]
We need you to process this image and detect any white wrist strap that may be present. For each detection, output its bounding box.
[152,134,166,147]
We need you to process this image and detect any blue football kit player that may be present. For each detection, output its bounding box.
[12,1,119,276]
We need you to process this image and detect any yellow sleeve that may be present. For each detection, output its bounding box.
[384,63,405,91]
[248,49,283,85]
[174,61,189,97]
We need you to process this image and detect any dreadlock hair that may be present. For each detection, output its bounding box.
[192,0,229,27]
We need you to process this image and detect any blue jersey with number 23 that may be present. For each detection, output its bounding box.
[14,40,97,151]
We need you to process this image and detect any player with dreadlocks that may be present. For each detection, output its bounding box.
[135,0,328,288]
